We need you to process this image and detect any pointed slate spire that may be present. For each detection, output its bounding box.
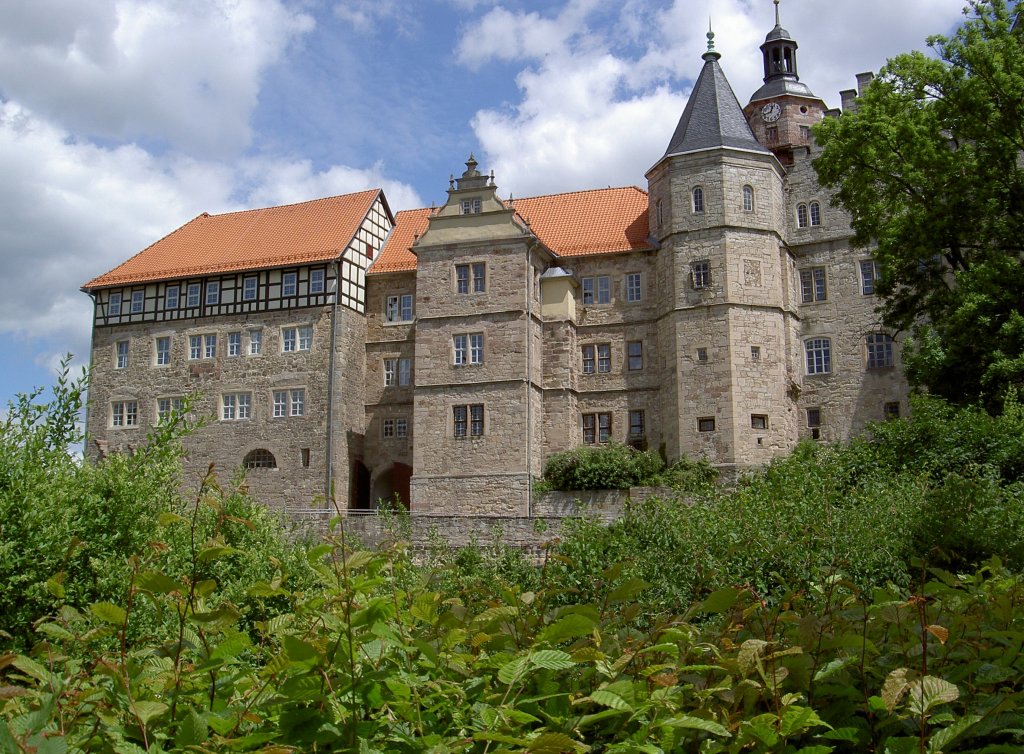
[663,26,769,157]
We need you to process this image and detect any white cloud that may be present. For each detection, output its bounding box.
[0,0,315,157]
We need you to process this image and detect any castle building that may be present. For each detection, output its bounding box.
[82,11,909,515]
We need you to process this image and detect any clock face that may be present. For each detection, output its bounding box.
[761,102,782,122]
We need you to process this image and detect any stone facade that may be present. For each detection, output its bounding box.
[83,16,910,516]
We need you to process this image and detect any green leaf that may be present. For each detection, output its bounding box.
[158,511,188,526]
[498,656,530,685]
[780,706,830,737]
[133,700,168,726]
[175,708,208,748]
[134,570,184,594]
[90,601,127,625]
[197,544,240,563]
[45,574,65,599]
[607,578,651,605]
[11,655,50,683]
[528,732,585,753]
[927,714,982,753]
[210,632,252,661]
[908,676,959,716]
[664,715,731,737]
[587,688,632,711]
[699,587,741,614]
[530,650,575,671]
[539,613,596,644]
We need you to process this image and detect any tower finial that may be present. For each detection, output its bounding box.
[702,17,721,61]
[774,0,781,27]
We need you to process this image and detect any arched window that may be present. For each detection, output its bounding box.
[692,186,704,214]
[742,185,754,212]
[655,198,664,228]
[243,448,277,469]
[796,203,809,228]
[805,338,832,375]
[809,201,821,226]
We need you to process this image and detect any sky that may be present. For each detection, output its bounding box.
[0,0,968,408]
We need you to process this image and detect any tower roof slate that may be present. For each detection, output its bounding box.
[662,54,769,158]
[82,190,386,290]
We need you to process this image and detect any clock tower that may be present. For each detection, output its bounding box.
[743,0,827,166]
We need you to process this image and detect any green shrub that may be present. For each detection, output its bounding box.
[542,442,665,490]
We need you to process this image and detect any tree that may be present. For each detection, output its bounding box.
[813,0,1024,408]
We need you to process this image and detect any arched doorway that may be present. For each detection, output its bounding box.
[351,460,371,510]
[370,463,412,510]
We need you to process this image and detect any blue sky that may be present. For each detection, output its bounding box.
[0,0,967,409]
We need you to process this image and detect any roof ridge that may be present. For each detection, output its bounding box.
[512,185,647,203]
[201,188,381,219]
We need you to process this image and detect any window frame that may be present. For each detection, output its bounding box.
[155,336,171,366]
[809,201,822,226]
[227,331,242,357]
[628,409,645,438]
[221,392,252,421]
[860,260,882,295]
[310,268,325,294]
[797,203,809,228]
[625,272,642,302]
[115,340,129,369]
[692,260,711,289]
[165,285,179,310]
[204,334,217,360]
[751,414,768,430]
[130,290,145,314]
[156,396,184,423]
[692,186,704,213]
[108,292,122,317]
[111,400,139,428]
[243,276,258,301]
[249,330,262,355]
[865,333,895,369]
[582,412,612,444]
[697,417,716,432]
[398,357,412,386]
[282,272,298,297]
[383,358,398,387]
[453,334,467,366]
[742,185,754,212]
[800,267,827,303]
[627,340,643,371]
[205,281,220,306]
[186,283,201,308]
[805,337,832,375]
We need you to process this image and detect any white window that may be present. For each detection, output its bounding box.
[627,341,643,371]
[155,337,171,366]
[860,260,882,295]
[282,272,297,297]
[131,290,145,314]
[204,334,217,359]
[743,185,754,212]
[222,393,252,421]
[249,330,262,355]
[310,268,325,294]
[626,273,642,302]
[866,333,895,369]
[383,358,397,386]
[469,333,483,365]
[108,292,122,317]
[582,413,611,444]
[453,404,485,438]
[797,203,809,228]
[453,334,467,365]
[692,260,711,289]
[273,389,305,417]
[282,326,312,352]
[399,357,412,386]
[227,332,241,357]
[809,201,822,226]
[205,281,220,306]
[189,335,202,360]
[805,338,832,375]
[582,344,612,374]
[461,199,482,214]
[581,276,611,305]
[157,397,183,422]
[243,276,258,301]
[386,294,414,322]
[800,268,827,302]
[111,401,138,428]
[165,285,179,310]
[186,283,201,307]
[692,186,704,213]
[115,341,129,369]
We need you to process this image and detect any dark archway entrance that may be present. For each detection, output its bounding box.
[351,460,371,510]
[370,462,412,510]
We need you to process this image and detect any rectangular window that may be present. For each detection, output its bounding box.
[698,417,716,432]
[205,281,220,306]
[115,340,129,369]
[386,294,414,322]
[282,326,312,352]
[108,292,122,317]
[581,275,611,305]
[270,390,304,419]
[751,414,768,430]
[453,334,467,365]
[130,290,145,314]
[282,272,297,297]
[310,268,325,294]
[805,338,832,375]
[469,333,484,365]
[866,333,894,369]
[470,404,484,436]
[806,407,822,440]
[628,409,645,437]
[227,331,241,357]
[626,272,642,302]
[243,276,258,301]
[383,358,397,387]
[222,393,252,421]
[157,397,184,423]
[860,260,882,295]
[884,402,901,420]
[751,345,761,361]
[249,330,262,355]
[582,344,596,374]
[204,334,217,359]
[597,343,611,373]
[396,418,409,437]
[582,413,612,444]
[472,262,486,293]
[398,357,412,386]
[189,335,201,360]
[383,418,396,438]
[186,283,201,308]
[692,261,711,289]
[456,264,470,294]
[155,336,171,366]
[697,347,708,363]
[454,405,467,437]
[165,285,179,310]
[273,391,287,418]
[627,341,643,371]
[800,268,827,303]
[111,401,138,428]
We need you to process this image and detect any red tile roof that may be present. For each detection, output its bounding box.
[369,186,652,275]
[83,190,384,290]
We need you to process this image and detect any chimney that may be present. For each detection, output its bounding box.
[855,72,874,95]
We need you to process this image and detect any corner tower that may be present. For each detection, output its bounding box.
[743,0,828,165]
[647,27,799,474]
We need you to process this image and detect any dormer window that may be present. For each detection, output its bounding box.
[461,199,482,215]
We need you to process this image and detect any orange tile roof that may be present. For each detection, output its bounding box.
[83,190,385,290]
[368,186,652,275]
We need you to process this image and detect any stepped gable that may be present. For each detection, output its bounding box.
[370,185,652,274]
[82,189,384,290]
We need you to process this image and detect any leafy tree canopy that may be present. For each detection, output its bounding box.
[813,0,1024,408]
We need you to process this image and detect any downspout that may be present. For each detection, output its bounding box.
[525,239,534,517]
[325,258,340,507]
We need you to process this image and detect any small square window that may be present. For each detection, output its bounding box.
[386,294,414,322]
[751,346,761,361]
[282,272,297,297]
[698,417,716,432]
[751,414,768,430]
[165,285,179,310]
[310,269,325,294]
[221,393,252,421]
[130,290,145,314]
[271,389,304,418]
[186,283,201,308]
[243,276,258,301]
[884,402,901,420]
[205,281,220,306]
